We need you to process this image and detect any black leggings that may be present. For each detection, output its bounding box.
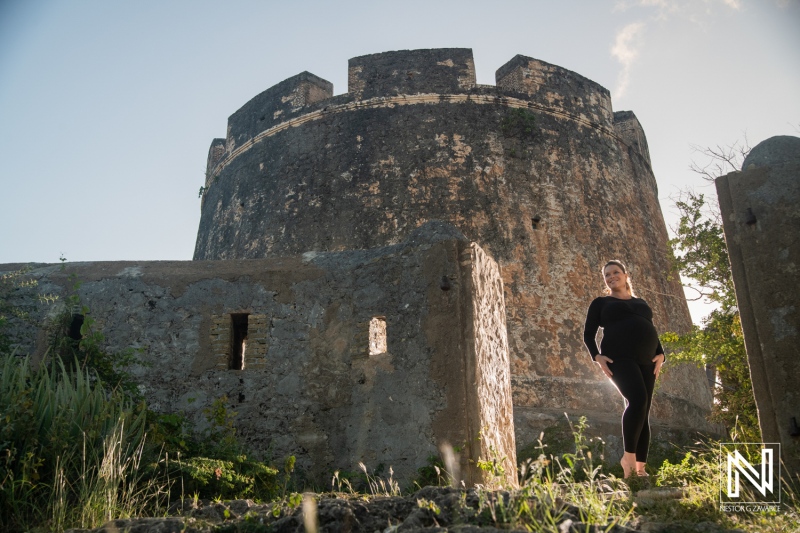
[607,359,657,462]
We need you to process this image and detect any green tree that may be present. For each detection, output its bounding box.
[662,140,760,442]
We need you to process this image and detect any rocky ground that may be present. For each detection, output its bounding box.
[66,486,746,533]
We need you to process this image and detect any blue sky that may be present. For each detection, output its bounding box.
[1,0,798,322]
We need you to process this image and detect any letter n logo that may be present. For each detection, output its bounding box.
[720,443,781,504]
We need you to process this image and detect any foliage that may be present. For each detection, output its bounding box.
[329,461,401,497]
[668,192,736,309]
[146,395,241,460]
[144,395,284,502]
[200,395,242,459]
[518,415,607,481]
[655,451,708,487]
[171,456,278,501]
[43,284,142,400]
[511,416,799,532]
[646,439,800,531]
[503,415,632,529]
[0,271,286,529]
[0,354,155,532]
[203,421,800,532]
[662,139,760,442]
[664,192,760,441]
[476,448,507,485]
[147,411,195,456]
[359,461,400,497]
[500,108,538,139]
[412,455,447,489]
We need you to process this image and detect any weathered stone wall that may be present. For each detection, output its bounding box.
[227,71,333,154]
[716,136,800,476]
[463,241,516,479]
[4,226,516,487]
[495,54,613,129]
[613,110,651,167]
[348,48,477,100]
[193,48,716,451]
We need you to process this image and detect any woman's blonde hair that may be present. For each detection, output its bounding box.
[602,259,636,297]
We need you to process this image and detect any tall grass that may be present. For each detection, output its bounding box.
[644,440,800,532]
[3,345,797,532]
[0,353,165,532]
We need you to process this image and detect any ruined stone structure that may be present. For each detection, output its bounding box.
[2,49,719,486]
[194,48,715,448]
[10,224,516,487]
[716,136,800,477]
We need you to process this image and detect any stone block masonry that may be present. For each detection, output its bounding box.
[348,48,477,100]
[194,47,718,452]
[209,314,231,370]
[6,223,516,488]
[210,313,268,370]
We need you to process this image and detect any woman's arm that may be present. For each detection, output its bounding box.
[583,298,603,361]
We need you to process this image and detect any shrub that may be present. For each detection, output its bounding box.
[0,354,152,531]
[171,456,279,501]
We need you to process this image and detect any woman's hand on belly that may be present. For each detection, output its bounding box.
[653,354,665,380]
[595,354,614,378]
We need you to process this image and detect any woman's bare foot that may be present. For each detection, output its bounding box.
[620,452,637,478]
[636,461,647,476]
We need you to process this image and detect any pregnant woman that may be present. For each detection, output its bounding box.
[583,260,665,478]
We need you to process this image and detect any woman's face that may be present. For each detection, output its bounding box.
[603,264,628,293]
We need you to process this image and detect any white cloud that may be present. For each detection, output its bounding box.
[609,0,745,99]
[611,22,646,99]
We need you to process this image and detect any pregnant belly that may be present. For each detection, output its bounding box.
[600,317,660,362]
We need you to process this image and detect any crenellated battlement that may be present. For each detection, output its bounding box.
[226,71,333,153]
[347,48,476,99]
[495,55,613,129]
[210,48,639,179]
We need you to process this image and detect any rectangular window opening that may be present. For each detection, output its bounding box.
[230,313,249,370]
[68,313,85,341]
[369,316,387,356]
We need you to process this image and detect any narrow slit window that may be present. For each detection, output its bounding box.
[230,313,249,370]
[68,313,84,340]
[369,316,387,356]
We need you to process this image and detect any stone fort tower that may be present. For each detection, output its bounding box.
[194,48,715,448]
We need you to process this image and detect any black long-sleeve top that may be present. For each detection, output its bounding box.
[583,296,665,365]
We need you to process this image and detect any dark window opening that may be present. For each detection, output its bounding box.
[68,313,84,340]
[230,313,248,370]
[532,216,541,230]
